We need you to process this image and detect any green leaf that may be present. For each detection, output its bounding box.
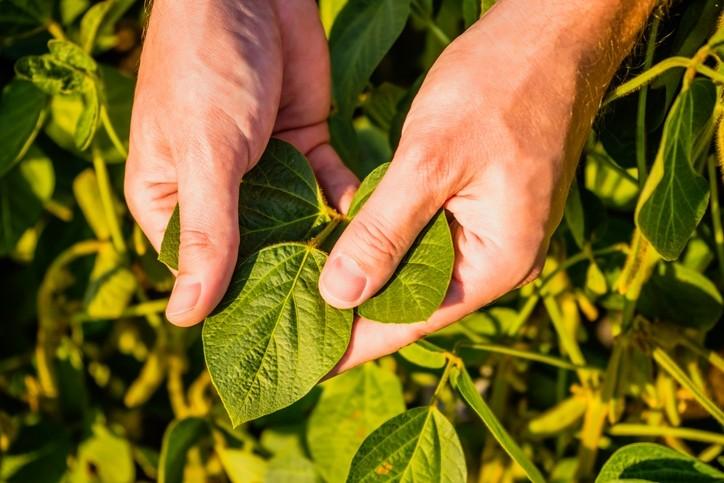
[45,66,133,163]
[451,366,545,483]
[638,262,723,331]
[636,79,717,260]
[74,79,100,150]
[0,0,53,35]
[307,363,405,482]
[15,55,86,95]
[461,0,480,28]
[218,448,268,483]
[0,79,47,178]
[330,0,411,118]
[60,0,90,25]
[346,405,466,482]
[69,423,135,483]
[159,139,331,270]
[203,243,353,425]
[319,0,349,36]
[363,82,406,132]
[596,442,724,482]
[158,418,210,483]
[349,163,454,323]
[397,340,447,369]
[73,169,110,240]
[83,245,137,319]
[48,40,97,73]
[266,455,321,483]
[79,0,115,52]
[0,146,54,255]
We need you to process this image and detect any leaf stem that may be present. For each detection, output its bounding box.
[91,144,127,255]
[652,347,724,426]
[309,217,342,248]
[430,358,454,404]
[603,56,724,106]
[73,298,169,323]
[457,342,596,371]
[636,15,660,186]
[46,21,66,40]
[679,336,724,373]
[609,423,724,445]
[537,244,628,294]
[100,105,128,159]
[707,155,724,287]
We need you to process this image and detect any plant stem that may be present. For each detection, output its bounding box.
[680,337,724,373]
[91,144,127,255]
[73,298,169,323]
[458,342,594,371]
[576,340,624,478]
[537,244,628,293]
[653,347,724,426]
[506,293,539,336]
[36,240,106,397]
[46,21,66,40]
[603,57,724,106]
[308,217,342,248]
[609,424,724,445]
[707,155,724,287]
[430,359,454,404]
[100,106,129,159]
[542,295,589,385]
[636,15,660,186]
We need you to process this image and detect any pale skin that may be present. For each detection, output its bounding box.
[125,0,656,372]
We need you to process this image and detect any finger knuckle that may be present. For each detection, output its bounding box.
[350,214,408,266]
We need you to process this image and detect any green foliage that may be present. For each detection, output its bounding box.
[308,363,405,482]
[636,78,717,260]
[330,0,411,118]
[596,443,724,482]
[1,2,724,483]
[348,163,455,323]
[347,406,467,482]
[203,243,353,425]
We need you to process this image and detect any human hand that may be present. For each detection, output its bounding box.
[125,0,358,326]
[320,0,656,371]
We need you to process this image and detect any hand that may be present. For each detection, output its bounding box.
[125,0,358,326]
[320,0,656,371]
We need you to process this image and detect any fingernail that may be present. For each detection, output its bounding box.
[321,255,367,305]
[166,276,201,320]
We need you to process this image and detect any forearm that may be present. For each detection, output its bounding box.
[448,0,655,202]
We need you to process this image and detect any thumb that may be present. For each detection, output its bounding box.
[165,134,248,327]
[319,160,443,309]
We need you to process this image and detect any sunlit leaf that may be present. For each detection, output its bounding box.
[596,442,724,482]
[308,363,405,482]
[203,243,353,425]
[69,423,135,483]
[349,163,454,323]
[347,405,466,482]
[159,139,331,270]
[330,0,411,118]
[79,0,114,52]
[218,448,267,483]
[0,146,54,255]
[636,79,717,260]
